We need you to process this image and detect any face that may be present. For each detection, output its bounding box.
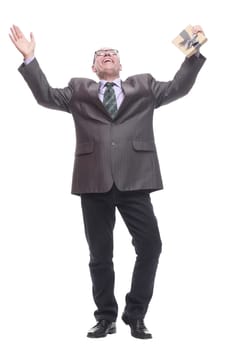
[92,48,122,79]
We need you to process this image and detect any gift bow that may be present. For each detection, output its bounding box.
[179,30,201,50]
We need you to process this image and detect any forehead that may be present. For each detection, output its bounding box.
[96,47,114,51]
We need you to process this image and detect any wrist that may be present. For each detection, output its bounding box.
[23,51,35,60]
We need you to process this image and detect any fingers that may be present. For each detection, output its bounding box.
[13,24,24,38]
[30,32,35,44]
[11,25,24,40]
[9,27,18,43]
[9,33,15,45]
[9,25,35,47]
[192,25,205,35]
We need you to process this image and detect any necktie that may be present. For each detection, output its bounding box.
[103,82,118,119]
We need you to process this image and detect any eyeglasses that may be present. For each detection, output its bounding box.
[94,49,119,57]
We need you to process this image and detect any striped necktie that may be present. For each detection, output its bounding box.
[103,82,118,119]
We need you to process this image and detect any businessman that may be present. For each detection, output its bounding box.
[10,24,206,339]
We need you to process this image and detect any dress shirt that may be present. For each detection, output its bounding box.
[98,79,125,109]
[24,56,35,65]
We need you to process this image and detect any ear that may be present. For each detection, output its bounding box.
[120,64,122,71]
[92,65,97,73]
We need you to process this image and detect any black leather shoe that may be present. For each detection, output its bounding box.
[122,313,152,339]
[87,320,116,338]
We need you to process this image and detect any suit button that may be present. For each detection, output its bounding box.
[112,142,116,146]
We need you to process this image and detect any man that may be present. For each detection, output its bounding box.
[9,24,206,339]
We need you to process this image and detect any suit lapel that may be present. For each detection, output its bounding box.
[87,82,113,121]
[115,80,132,117]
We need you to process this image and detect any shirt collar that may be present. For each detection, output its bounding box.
[99,78,121,90]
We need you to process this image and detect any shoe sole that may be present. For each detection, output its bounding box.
[122,314,152,339]
[87,327,116,338]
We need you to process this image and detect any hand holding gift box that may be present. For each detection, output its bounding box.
[172,25,207,57]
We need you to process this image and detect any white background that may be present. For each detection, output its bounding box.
[0,0,233,349]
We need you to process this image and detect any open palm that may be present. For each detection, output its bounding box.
[9,25,35,59]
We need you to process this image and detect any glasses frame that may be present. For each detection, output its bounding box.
[93,49,119,63]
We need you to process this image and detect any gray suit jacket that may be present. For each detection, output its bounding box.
[19,55,206,194]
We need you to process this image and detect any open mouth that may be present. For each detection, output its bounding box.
[103,58,113,63]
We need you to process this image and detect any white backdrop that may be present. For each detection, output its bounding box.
[1,1,233,349]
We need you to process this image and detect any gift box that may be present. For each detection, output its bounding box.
[172,25,207,57]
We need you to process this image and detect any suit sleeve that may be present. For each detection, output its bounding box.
[18,58,73,113]
[149,54,206,108]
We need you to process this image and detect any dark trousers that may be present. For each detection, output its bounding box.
[80,184,162,321]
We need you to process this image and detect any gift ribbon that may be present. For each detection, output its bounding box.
[179,30,201,50]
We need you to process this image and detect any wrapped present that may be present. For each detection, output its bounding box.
[172,25,207,57]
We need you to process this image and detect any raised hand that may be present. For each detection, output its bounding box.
[192,25,205,36]
[9,25,35,59]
